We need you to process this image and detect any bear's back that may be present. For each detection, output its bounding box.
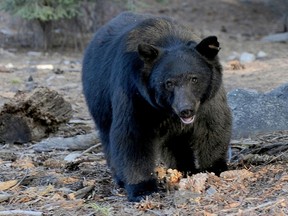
[91,12,200,52]
[91,12,152,48]
[126,14,200,52]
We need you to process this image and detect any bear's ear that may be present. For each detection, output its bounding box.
[195,36,221,59]
[138,43,160,63]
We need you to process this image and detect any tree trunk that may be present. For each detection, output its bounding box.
[38,20,53,49]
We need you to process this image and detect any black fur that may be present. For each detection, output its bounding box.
[82,12,232,202]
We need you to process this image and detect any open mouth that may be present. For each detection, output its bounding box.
[180,115,195,124]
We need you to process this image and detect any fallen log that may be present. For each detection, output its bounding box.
[33,132,100,152]
[0,87,73,144]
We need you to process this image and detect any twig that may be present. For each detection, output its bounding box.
[80,143,102,156]
[225,198,285,216]
[11,170,29,190]
[67,185,95,199]
[264,149,288,165]
[0,210,43,216]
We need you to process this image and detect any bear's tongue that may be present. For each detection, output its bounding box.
[180,115,195,124]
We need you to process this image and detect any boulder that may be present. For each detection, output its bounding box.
[228,83,288,138]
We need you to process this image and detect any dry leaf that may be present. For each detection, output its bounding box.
[0,180,18,190]
[155,167,166,180]
[59,176,79,184]
[225,202,241,208]
[155,167,182,190]
[12,157,35,169]
[227,60,245,70]
[135,197,162,211]
[0,65,12,73]
[67,193,76,200]
[58,199,84,209]
[51,193,65,201]
[220,169,253,180]
[280,174,288,182]
[166,168,182,184]
[43,159,65,168]
[39,185,55,196]
[203,211,217,216]
[179,173,208,193]
[0,91,15,98]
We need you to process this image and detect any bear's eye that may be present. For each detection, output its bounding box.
[191,77,198,83]
[165,80,174,90]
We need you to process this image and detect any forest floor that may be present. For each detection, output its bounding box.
[0,0,288,215]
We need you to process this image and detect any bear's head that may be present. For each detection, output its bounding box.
[137,36,222,124]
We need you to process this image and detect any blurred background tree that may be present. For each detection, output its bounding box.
[0,0,168,50]
[0,0,81,49]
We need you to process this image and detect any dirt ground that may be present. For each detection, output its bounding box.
[0,0,288,215]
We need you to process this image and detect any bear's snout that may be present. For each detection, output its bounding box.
[178,108,195,124]
[179,109,194,119]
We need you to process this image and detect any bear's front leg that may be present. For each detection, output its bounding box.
[194,131,230,176]
[125,179,158,202]
[109,122,158,202]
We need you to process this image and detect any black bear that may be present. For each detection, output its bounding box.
[82,12,232,202]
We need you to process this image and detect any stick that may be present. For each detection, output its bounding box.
[67,185,94,199]
[225,199,285,216]
[80,143,102,155]
[0,210,43,216]
[264,149,288,165]
[11,170,29,190]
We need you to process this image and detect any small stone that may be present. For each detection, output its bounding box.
[239,52,256,64]
[63,60,71,65]
[64,152,82,162]
[53,68,64,74]
[261,32,288,42]
[0,48,15,57]
[227,51,240,61]
[36,64,54,70]
[27,51,42,57]
[256,51,267,59]
[5,63,14,69]
[206,186,217,196]
[27,75,33,82]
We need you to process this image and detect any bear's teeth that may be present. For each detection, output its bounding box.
[180,116,195,124]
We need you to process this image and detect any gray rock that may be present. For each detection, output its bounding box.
[206,186,217,196]
[64,152,82,162]
[0,28,15,36]
[256,51,268,59]
[227,51,240,61]
[228,83,288,138]
[239,52,256,64]
[261,32,288,43]
[0,48,15,58]
[27,51,42,57]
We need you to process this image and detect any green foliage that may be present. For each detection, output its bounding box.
[0,0,81,21]
[89,203,111,216]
